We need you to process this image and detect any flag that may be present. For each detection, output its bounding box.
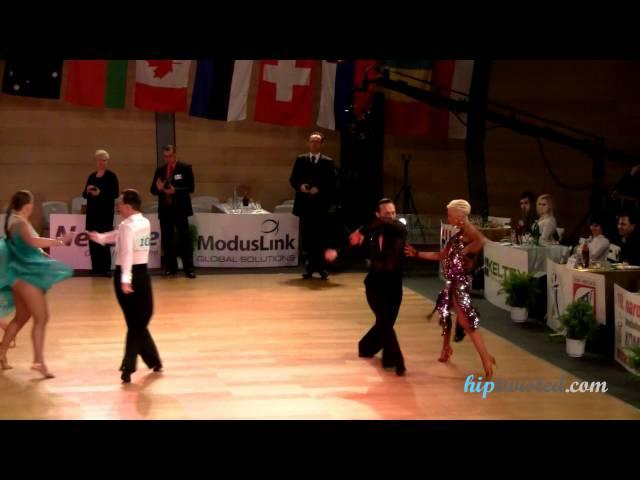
[352,60,379,119]
[382,60,474,139]
[254,60,316,127]
[1,60,63,99]
[189,60,253,121]
[64,60,128,109]
[134,60,192,112]
[317,60,355,131]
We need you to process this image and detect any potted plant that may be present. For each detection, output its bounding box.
[558,300,598,358]
[499,271,540,322]
[624,346,640,375]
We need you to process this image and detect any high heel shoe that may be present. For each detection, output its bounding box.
[0,351,12,370]
[438,345,453,363]
[31,363,54,379]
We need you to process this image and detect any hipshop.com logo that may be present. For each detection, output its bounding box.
[464,375,608,399]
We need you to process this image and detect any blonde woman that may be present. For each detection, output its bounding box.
[536,194,558,243]
[405,199,496,379]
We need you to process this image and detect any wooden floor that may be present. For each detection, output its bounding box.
[0,273,638,420]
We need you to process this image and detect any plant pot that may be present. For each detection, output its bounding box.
[566,338,586,358]
[510,307,528,323]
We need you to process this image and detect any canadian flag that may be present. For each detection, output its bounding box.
[254,60,316,127]
[135,60,192,112]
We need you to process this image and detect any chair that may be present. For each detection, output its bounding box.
[488,216,511,226]
[192,196,219,213]
[608,243,621,262]
[71,196,87,214]
[142,202,158,214]
[274,204,294,213]
[41,201,69,230]
[192,203,210,213]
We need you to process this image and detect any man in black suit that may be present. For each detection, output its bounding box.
[289,132,337,279]
[150,144,196,278]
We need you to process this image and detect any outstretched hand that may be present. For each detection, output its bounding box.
[404,244,417,257]
[349,230,364,246]
[324,249,338,263]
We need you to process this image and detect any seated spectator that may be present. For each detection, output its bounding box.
[583,214,610,264]
[516,191,537,234]
[616,211,640,265]
[536,193,558,243]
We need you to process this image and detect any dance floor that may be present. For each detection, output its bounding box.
[1,273,638,420]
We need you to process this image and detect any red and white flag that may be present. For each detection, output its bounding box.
[254,60,316,126]
[135,60,192,112]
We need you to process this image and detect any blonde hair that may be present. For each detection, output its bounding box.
[447,199,471,216]
[537,194,554,215]
[94,149,110,160]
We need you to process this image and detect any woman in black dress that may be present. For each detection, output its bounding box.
[83,150,119,276]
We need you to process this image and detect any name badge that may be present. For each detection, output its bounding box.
[174,174,183,180]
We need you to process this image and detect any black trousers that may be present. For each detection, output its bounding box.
[87,218,113,274]
[359,272,405,369]
[160,210,194,272]
[300,214,328,274]
[114,265,161,373]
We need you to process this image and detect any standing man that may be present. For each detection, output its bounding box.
[325,198,407,376]
[150,144,196,279]
[89,189,163,384]
[83,149,119,276]
[289,132,337,279]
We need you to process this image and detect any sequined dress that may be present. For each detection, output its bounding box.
[430,230,480,337]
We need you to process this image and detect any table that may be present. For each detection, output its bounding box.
[484,241,571,311]
[547,260,640,357]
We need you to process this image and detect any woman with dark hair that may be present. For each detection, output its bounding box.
[0,190,74,378]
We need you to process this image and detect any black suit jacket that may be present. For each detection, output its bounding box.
[289,153,336,217]
[150,161,195,219]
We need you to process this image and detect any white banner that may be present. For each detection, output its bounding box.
[614,284,640,375]
[546,259,606,330]
[49,214,162,269]
[192,213,299,268]
[483,241,530,310]
[49,213,299,270]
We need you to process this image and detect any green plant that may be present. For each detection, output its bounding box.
[558,300,598,340]
[625,346,640,371]
[499,271,540,308]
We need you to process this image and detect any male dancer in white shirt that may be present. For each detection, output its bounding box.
[89,189,162,384]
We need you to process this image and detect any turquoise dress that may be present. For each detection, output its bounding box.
[0,218,73,317]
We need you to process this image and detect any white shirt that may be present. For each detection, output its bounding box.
[586,234,610,263]
[309,153,320,164]
[537,215,558,243]
[92,213,150,285]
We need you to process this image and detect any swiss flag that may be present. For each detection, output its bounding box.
[254,60,316,126]
[134,60,192,112]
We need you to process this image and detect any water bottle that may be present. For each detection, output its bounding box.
[232,187,239,210]
[581,241,590,268]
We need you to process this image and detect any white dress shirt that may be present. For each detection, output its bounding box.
[309,153,320,164]
[537,215,558,243]
[586,234,610,263]
[92,213,151,285]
